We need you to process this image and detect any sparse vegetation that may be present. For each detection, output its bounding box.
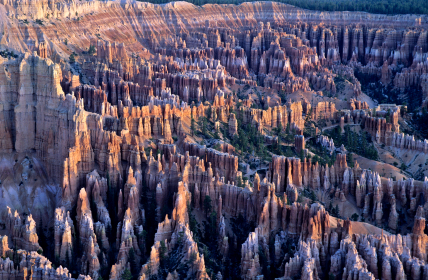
[88,45,96,55]
[412,107,428,139]
[0,49,18,59]
[301,187,317,204]
[325,125,379,161]
[69,52,76,64]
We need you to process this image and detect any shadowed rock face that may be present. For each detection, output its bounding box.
[0,54,68,236]
[0,1,428,280]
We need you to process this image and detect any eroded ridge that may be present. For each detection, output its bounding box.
[0,1,427,280]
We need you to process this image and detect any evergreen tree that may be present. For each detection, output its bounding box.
[202,117,207,136]
[277,122,283,135]
[386,109,391,123]
[88,45,96,55]
[347,153,354,168]
[207,106,212,121]
[191,116,196,136]
[204,195,212,215]
[69,52,76,64]
[236,176,244,188]
[214,130,220,139]
[335,205,340,217]
[159,240,167,261]
[121,269,132,280]
[128,248,138,278]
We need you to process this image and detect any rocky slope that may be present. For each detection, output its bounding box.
[0,1,427,280]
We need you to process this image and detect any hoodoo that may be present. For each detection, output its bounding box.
[0,0,427,279]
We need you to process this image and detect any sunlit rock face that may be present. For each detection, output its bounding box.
[0,1,427,280]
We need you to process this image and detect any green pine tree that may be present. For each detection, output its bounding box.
[121,268,132,280]
[191,116,196,136]
[204,195,212,215]
[69,53,76,64]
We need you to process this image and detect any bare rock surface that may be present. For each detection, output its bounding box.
[0,1,427,280]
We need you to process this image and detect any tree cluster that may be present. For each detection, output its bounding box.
[412,107,428,139]
[326,125,379,161]
[138,0,428,15]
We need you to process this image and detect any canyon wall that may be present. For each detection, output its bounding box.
[0,1,427,280]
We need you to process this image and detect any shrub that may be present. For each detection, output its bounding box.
[69,53,76,64]
[88,45,96,55]
[351,213,359,221]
